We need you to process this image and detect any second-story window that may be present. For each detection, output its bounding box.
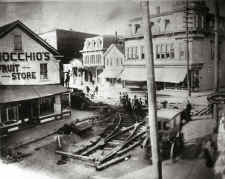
[134,24,141,34]
[87,56,89,65]
[179,43,185,59]
[170,44,175,58]
[14,34,22,51]
[127,47,139,59]
[161,44,165,59]
[140,46,145,59]
[40,63,48,80]
[156,45,160,59]
[166,44,170,58]
[156,43,174,59]
[134,47,138,58]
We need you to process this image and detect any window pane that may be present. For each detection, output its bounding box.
[1,108,7,123]
[8,107,15,121]
[40,63,48,79]
[40,96,54,115]
[14,35,22,51]
[170,43,175,58]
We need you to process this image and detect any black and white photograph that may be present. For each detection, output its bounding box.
[0,0,225,178]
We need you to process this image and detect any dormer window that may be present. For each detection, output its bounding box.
[92,40,95,48]
[134,24,141,34]
[86,41,91,49]
[14,34,22,51]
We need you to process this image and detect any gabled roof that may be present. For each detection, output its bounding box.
[0,20,61,57]
[104,43,125,57]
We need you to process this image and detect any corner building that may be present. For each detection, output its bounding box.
[122,1,225,96]
[0,20,70,136]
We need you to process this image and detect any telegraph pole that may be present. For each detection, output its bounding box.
[214,0,219,132]
[141,1,162,179]
[185,0,191,97]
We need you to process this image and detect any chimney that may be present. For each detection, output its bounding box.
[115,31,118,44]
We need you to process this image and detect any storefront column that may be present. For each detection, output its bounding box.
[0,107,1,123]
[54,95,62,114]
[96,68,98,83]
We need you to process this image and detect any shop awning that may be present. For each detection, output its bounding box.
[0,85,39,104]
[99,68,123,79]
[120,67,187,83]
[0,85,68,104]
[120,68,146,82]
[155,68,187,83]
[34,85,68,97]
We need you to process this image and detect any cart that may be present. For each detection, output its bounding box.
[144,108,184,161]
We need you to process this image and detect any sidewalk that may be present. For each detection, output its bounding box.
[2,109,96,149]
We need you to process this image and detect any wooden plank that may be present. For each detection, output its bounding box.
[96,154,131,171]
[55,150,94,163]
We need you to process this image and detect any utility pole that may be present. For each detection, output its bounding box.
[185,0,191,97]
[214,0,219,132]
[141,1,162,179]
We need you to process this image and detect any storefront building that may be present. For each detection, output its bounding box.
[80,35,117,89]
[122,1,225,97]
[0,20,70,136]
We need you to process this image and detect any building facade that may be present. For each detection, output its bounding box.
[80,35,117,89]
[121,1,225,97]
[0,20,70,136]
[99,43,125,99]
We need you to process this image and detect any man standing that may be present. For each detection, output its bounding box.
[65,70,71,88]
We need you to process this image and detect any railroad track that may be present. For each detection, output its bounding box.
[56,111,147,170]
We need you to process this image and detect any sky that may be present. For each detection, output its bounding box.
[0,0,224,36]
[0,0,142,35]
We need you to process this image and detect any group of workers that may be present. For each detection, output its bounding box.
[120,93,145,118]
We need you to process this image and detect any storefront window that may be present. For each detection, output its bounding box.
[1,105,18,124]
[40,96,54,116]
